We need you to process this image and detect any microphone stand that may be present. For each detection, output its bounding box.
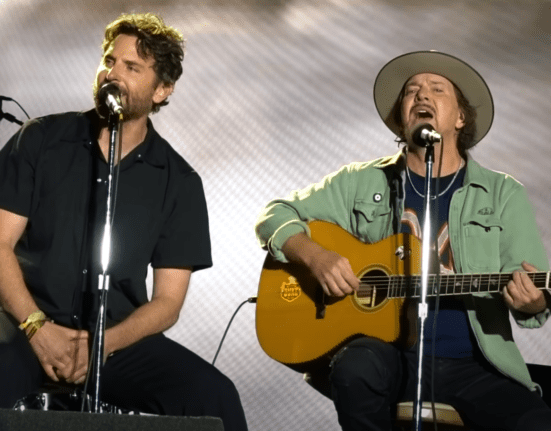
[88,111,123,413]
[412,143,437,431]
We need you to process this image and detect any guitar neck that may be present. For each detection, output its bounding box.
[383,271,551,299]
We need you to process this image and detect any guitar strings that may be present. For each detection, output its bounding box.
[354,273,548,298]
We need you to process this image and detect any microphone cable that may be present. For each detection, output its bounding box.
[212,296,257,366]
[0,95,31,126]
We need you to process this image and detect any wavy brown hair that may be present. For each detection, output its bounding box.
[102,13,185,113]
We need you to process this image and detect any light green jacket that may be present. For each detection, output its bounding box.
[255,150,550,392]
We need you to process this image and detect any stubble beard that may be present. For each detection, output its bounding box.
[93,82,152,121]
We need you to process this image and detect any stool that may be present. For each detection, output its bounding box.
[394,401,467,430]
[304,372,469,430]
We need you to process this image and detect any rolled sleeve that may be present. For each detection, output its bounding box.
[514,308,551,329]
[255,164,361,262]
[266,219,311,263]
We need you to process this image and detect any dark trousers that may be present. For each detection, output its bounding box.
[0,329,248,431]
[330,338,551,431]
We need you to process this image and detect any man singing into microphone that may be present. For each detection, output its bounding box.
[0,13,247,430]
[255,51,551,430]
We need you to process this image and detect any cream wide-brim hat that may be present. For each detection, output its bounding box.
[373,50,494,148]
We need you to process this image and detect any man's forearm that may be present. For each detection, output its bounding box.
[0,244,40,324]
[104,296,181,356]
[281,232,325,268]
[104,267,191,357]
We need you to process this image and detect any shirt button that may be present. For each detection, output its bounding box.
[97,178,102,183]
[137,154,142,158]
[83,269,87,274]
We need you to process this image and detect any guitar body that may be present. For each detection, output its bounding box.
[256,221,422,370]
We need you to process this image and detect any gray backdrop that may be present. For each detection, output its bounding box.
[1,1,550,429]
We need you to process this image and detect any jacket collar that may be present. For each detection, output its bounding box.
[463,157,490,192]
[372,148,407,170]
[374,147,490,192]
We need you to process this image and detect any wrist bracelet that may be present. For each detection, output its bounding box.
[19,310,48,340]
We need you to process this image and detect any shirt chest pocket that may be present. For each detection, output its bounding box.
[463,215,503,271]
[353,200,392,243]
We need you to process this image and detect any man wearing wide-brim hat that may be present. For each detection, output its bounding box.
[255,50,551,430]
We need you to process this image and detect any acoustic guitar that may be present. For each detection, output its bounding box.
[256,220,550,370]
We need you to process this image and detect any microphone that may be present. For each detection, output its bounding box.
[0,111,23,126]
[412,123,441,147]
[97,83,124,117]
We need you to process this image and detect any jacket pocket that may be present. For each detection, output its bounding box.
[353,200,392,243]
[463,215,503,271]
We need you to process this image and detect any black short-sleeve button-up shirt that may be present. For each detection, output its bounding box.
[0,110,212,329]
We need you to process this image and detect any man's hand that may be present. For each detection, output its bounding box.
[307,248,360,297]
[29,321,89,384]
[503,261,547,315]
[281,232,360,297]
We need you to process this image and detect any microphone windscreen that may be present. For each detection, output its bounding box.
[97,83,121,118]
[412,123,436,147]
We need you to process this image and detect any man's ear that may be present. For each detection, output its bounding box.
[455,110,466,130]
[153,82,174,105]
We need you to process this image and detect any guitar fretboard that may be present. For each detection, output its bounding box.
[357,271,551,299]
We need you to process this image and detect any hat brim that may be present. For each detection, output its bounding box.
[373,51,494,147]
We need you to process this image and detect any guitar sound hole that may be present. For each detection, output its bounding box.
[354,269,388,310]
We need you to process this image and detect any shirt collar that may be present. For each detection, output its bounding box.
[62,109,166,169]
[56,109,101,145]
[136,118,166,168]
